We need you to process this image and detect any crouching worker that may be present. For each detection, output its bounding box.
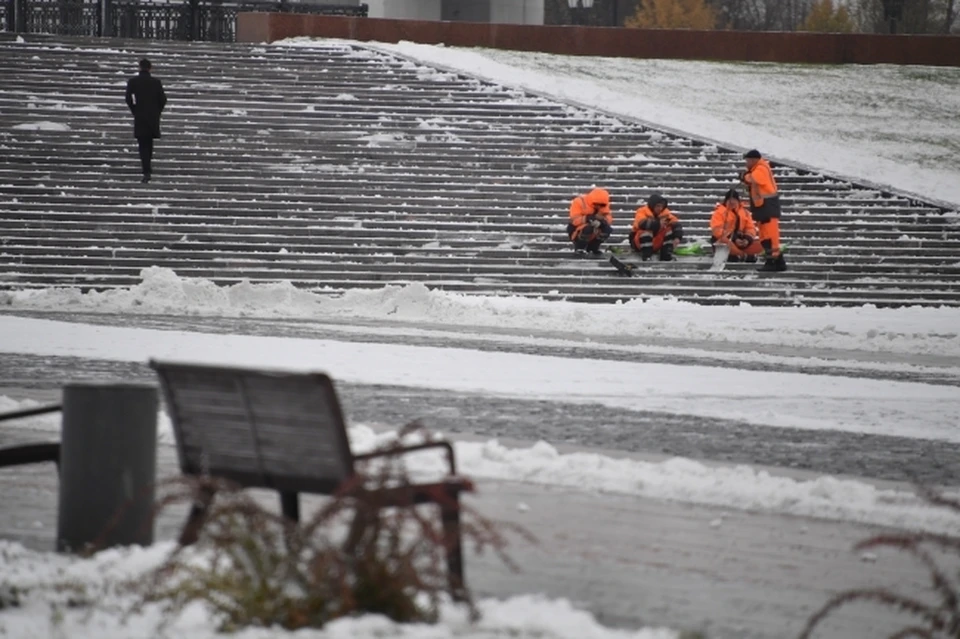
[568,187,613,257]
[740,149,787,272]
[630,193,683,261]
[710,189,763,262]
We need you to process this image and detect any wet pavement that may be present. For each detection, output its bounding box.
[2,349,959,485]
[1,311,958,638]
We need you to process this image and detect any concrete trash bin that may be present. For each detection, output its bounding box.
[56,382,159,553]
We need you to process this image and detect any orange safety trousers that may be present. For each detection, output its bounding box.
[630,226,677,252]
[758,218,781,258]
[727,239,764,259]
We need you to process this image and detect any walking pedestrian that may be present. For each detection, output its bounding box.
[125,58,167,183]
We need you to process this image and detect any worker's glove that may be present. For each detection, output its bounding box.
[590,218,602,229]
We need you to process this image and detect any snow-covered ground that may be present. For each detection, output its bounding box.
[277,38,960,209]
[2,269,960,534]
[6,391,959,534]
[0,541,677,639]
[3,309,959,442]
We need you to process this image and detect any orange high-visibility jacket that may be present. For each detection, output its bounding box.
[631,205,679,234]
[710,201,757,242]
[569,188,612,232]
[743,159,779,208]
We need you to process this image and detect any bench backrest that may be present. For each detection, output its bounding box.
[151,360,355,494]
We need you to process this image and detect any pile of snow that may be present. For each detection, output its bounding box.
[11,121,70,131]
[350,425,960,535]
[6,396,959,533]
[0,541,677,639]
[2,267,959,359]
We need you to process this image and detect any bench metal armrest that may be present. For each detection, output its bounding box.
[0,442,61,470]
[354,440,458,475]
[0,403,62,423]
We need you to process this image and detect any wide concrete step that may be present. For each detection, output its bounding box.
[0,186,924,209]
[0,172,871,194]
[4,251,960,284]
[3,238,959,271]
[0,211,948,237]
[2,210,955,244]
[0,186,936,213]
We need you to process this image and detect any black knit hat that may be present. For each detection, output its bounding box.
[139,58,151,71]
[724,188,740,201]
[647,193,668,209]
[743,149,762,159]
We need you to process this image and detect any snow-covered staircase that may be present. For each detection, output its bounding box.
[1,34,959,307]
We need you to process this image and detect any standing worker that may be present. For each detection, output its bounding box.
[125,58,167,184]
[740,150,786,272]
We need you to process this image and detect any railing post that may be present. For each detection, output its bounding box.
[56,382,158,553]
[188,0,198,40]
[100,0,110,35]
[13,0,26,32]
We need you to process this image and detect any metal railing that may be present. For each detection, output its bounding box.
[4,0,367,41]
[26,0,101,35]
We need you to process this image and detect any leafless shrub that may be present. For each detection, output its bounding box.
[138,422,535,632]
[799,486,960,639]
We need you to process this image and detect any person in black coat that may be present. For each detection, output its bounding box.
[125,58,167,183]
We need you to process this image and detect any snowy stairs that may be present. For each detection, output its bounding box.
[1,34,959,306]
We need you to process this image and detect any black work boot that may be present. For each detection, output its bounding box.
[640,246,653,262]
[758,255,787,272]
[573,239,587,258]
[659,245,675,262]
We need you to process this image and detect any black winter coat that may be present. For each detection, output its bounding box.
[125,71,167,139]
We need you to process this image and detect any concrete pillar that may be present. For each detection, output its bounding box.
[365,0,441,20]
[56,382,158,553]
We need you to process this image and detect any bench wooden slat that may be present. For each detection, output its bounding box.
[155,362,355,488]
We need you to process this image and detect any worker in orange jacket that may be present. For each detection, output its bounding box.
[740,149,786,272]
[567,187,613,257]
[630,193,683,261]
[710,189,763,262]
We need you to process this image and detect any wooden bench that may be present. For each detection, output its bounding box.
[150,359,473,597]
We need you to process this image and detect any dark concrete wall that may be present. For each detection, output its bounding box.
[236,13,960,66]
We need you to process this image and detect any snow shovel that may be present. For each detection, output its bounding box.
[710,243,731,272]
